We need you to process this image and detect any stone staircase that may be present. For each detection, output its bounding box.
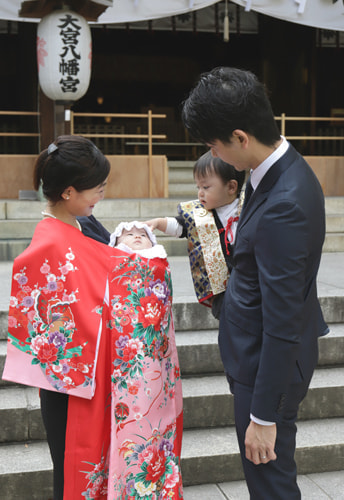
[168,160,196,199]
[1,159,344,259]
[0,195,344,261]
[1,256,344,498]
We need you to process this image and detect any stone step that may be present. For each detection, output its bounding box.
[325,196,344,214]
[1,324,342,389]
[326,214,344,232]
[0,299,344,349]
[175,324,344,375]
[2,323,341,386]
[0,418,343,496]
[1,199,189,221]
[0,386,44,442]
[323,233,344,252]
[183,470,344,500]
[2,364,342,444]
[172,292,344,330]
[1,198,343,226]
[0,441,53,500]
[0,340,10,387]
[0,253,343,329]
[0,198,344,258]
[0,302,343,344]
[181,417,344,486]
[2,196,344,220]
[182,366,344,429]
[0,240,30,261]
[168,183,196,198]
[168,161,194,168]
[0,231,344,261]
[168,168,195,184]
[1,213,343,239]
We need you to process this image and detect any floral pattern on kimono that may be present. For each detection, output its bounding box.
[3,218,113,399]
[79,253,183,500]
[3,219,183,499]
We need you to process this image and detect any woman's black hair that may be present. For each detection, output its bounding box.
[193,150,246,197]
[33,135,110,203]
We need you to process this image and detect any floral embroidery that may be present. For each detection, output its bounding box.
[117,425,182,500]
[110,256,179,415]
[78,252,183,498]
[81,454,109,499]
[7,249,101,392]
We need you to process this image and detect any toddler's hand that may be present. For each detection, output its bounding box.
[143,219,157,231]
[144,218,166,232]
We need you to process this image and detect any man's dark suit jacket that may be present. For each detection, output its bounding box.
[78,215,110,244]
[219,144,328,424]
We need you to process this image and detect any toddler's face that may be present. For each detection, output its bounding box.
[117,227,153,250]
[195,172,235,210]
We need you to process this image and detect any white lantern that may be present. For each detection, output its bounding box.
[37,9,92,102]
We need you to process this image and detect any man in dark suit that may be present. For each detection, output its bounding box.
[182,67,328,499]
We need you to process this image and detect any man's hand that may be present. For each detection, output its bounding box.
[245,421,277,464]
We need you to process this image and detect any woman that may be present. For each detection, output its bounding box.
[3,136,183,499]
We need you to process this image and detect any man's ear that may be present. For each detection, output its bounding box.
[232,129,249,147]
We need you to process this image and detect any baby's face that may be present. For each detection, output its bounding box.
[117,227,153,250]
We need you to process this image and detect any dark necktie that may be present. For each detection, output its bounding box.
[243,179,253,209]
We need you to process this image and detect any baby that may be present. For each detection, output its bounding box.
[109,221,167,259]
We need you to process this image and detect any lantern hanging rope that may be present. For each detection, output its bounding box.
[223,0,229,41]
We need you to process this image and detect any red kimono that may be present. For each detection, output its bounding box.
[3,218,183,499]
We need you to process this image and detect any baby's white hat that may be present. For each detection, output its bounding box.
[109,220,157,248]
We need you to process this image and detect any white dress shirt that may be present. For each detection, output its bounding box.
[250,136,289,191]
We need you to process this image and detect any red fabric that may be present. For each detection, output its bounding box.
[3,218,113,398]
[3,219,183,499]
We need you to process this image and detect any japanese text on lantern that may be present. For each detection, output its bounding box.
[58,13,82,93]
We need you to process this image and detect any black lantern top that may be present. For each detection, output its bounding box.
[19,0,112,21]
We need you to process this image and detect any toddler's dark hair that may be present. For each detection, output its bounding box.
[193,150,245,196]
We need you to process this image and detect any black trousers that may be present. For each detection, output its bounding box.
[40,389,69,500]
[228,376,307,500]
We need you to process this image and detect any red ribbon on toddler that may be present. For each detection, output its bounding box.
[219,216,239,255]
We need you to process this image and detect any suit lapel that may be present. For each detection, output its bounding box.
[238,145,298,229]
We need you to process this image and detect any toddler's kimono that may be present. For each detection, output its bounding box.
[177,200,231,307]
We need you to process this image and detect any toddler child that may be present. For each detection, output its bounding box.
[146,150,246,318]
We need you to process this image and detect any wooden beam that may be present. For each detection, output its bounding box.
[39,89,55,149]
[19,0,109,21]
